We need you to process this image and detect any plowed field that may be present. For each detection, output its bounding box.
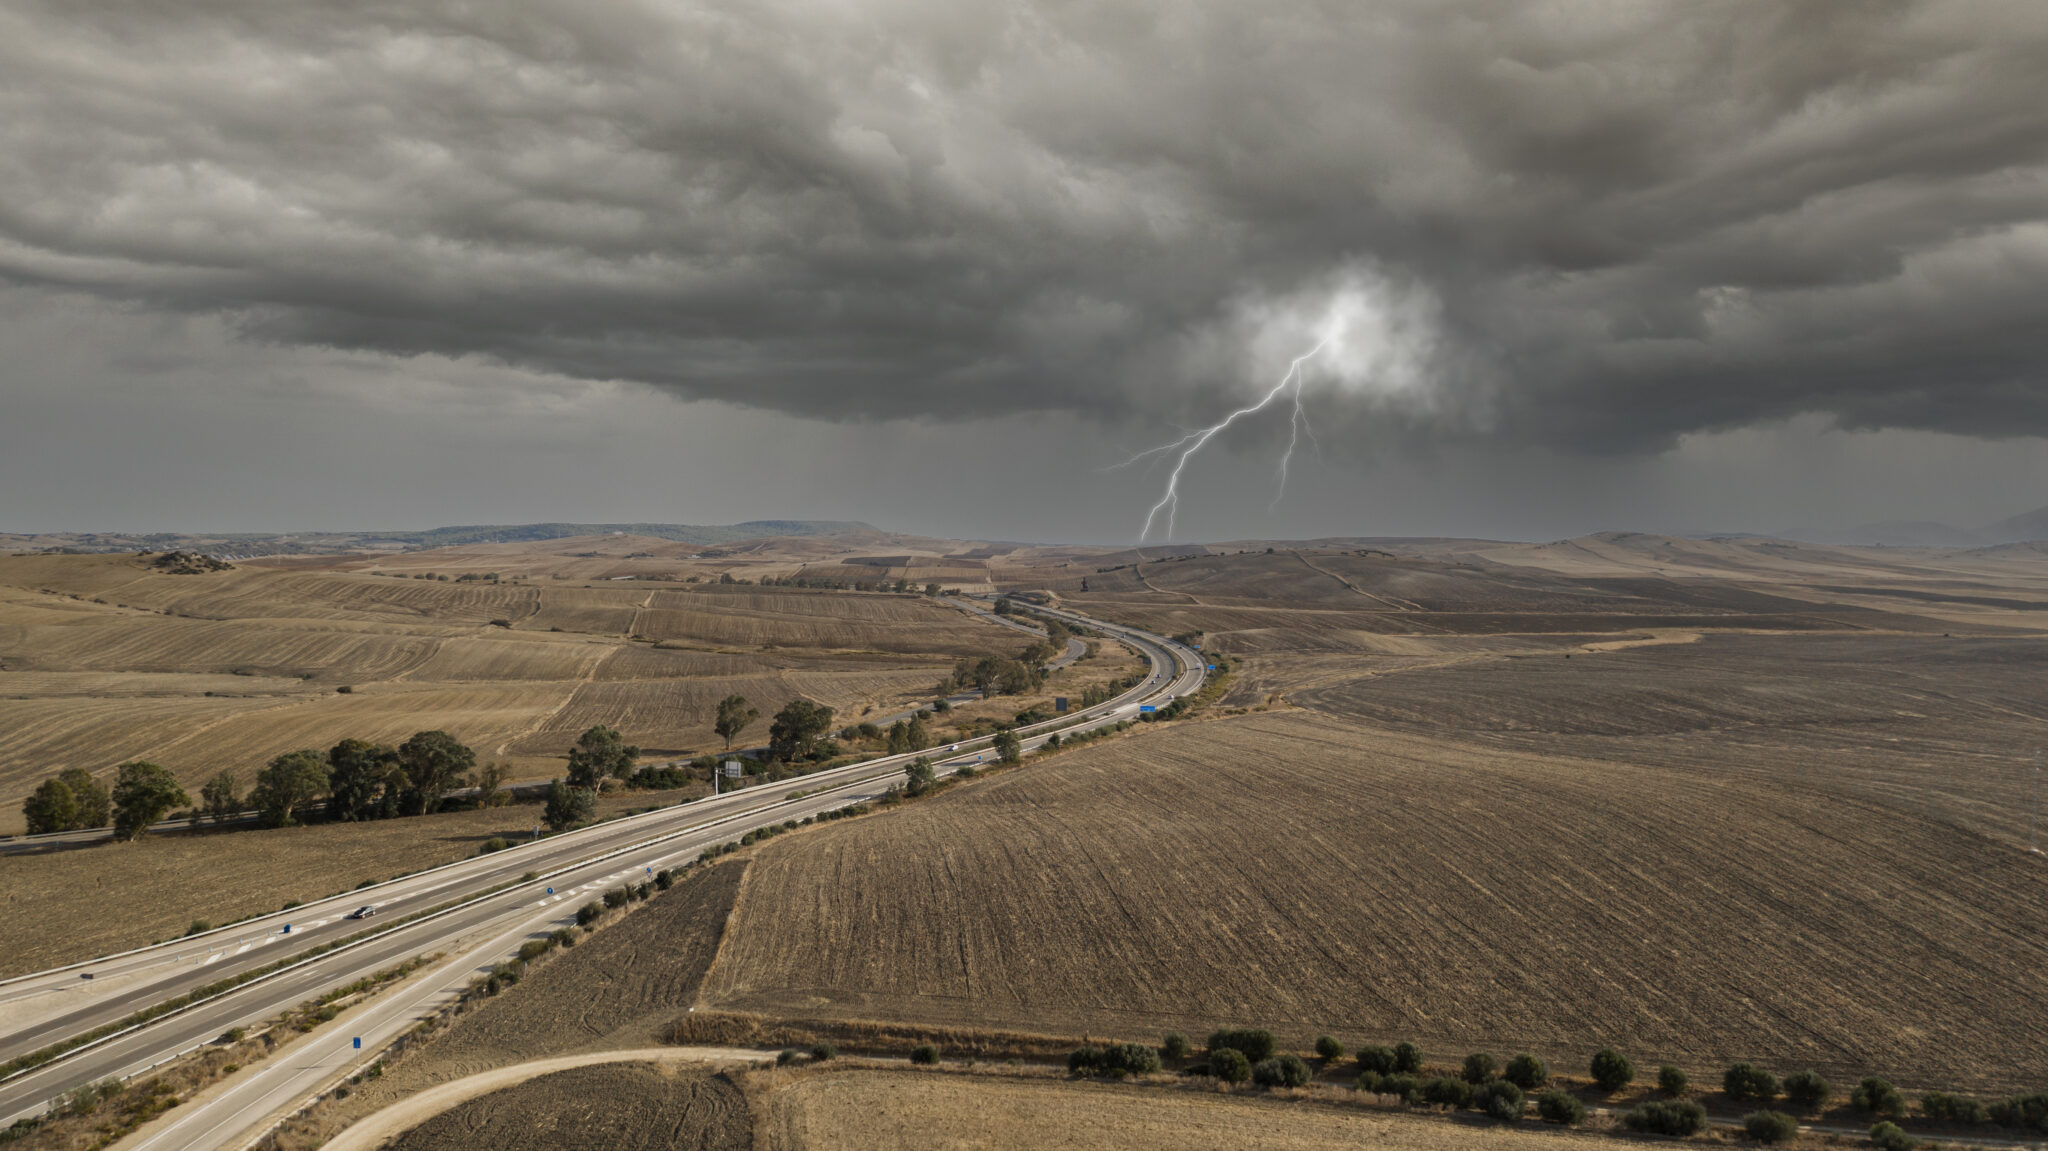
[385,1062,747,1151]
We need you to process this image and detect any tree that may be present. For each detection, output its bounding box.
[1658,1066,1689,1097]
[1870,1121,1919,1151]
[328,739,400,821]
[1356,1046,1397,1076]
[474,761,511,807]
[1464,1053,1499,1084]
[1743,1110,1799,1144]
[905,712,930,750]
[886,720,912,755]
[1209,1048,1252,1084]
[199,770,241,828]
[767,698,834,761]
[1207,1029,1275,1062]
[251,749,329,827]
[544,780,596,830]
[1162,1033,1192,1062]
[566,725,638,789]
[1625,1101,1707,1137]
[22,777,77,834]
[1315,1035,1345,1062]
[1590,1048,1634,1093]
[59,768,110,828]
[1393,1042,1423,1074]
[1784,1070,1831,1112]
[714,694,760,751]
[1253,1054,1313,1088]
[396,730,474,816]
[994,728,1022,765]
[1478,1080,1525,1121]
[904,756,937,797]
[1538,1089,1587,1125]
[1724,1063,1780,1103]
[1852,1077,1905,1119]
[910,1044,940,1065]
[111,761,189,840]
[1504,1053,1548,1090]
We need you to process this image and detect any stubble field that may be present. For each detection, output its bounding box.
[383,1062,748,1151]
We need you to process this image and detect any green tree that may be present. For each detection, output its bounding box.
[473,761,511,807]
[1658,1066,1689,1097]
[1207,1029,1276,1062]
[566,725,638,789]
[1743,1110,1799,1144]
[59,768,110,828]
[396,730,475,816]
[1210,1048,1252,1084]
[1504,1053,1548,1090]
[1784,1070,1830,1112]
[1538,1089,1587,1125]
[1393,1042,1423,1074]
[904,756,937,797]
[327,738,400,821]
[111,761,189,840]
[1464,1053,1499,1084]
[1590,1048,1634,1093]
[1724,1063,1780,1103]
[714,694,760,751]
[994,728,1023,765]
[1162,1033,1192,1062]
[1315,1036,1345,1062]
[1356,1046,1397,1076]
[22,777,78,834]
[768,698,835,761]
[251,749,329,827]
[544,780,596,830]
[1852,1077,1905,1119]
[199,770,241,828]
[1870,1121,1919,1151]
[905,712,930,750]
[886,720,912,755]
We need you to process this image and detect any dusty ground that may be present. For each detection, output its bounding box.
[769,1068,1612,1151]
[0,789,687,974]
[698,710,2048,1093]
[379,1060,749,1151]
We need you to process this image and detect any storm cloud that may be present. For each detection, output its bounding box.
[2,0,2045,453]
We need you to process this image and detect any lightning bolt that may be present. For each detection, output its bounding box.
[1129,340,1328,542]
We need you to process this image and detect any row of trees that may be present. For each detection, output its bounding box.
[944,652,1044,698]
[24,761,194,840]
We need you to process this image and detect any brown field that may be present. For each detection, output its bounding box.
[698,709,2048,1092]
[0,789,693,975]
[383,1062,747,1151]
[0,550,1029,830]
[769,1068,1610,1151]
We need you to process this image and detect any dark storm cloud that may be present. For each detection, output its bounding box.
[2,0,2044,449]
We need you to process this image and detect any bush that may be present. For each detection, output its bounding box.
[602,887,629,909]
[1356,1046,1397,1076]
[1207,1028,1276,1063]
[1989,1093,2048,1131]
[1463,1052,1499,1084]
[575,901,603,926]
[1068,1045,1105,1075]
[477,837,512,855]
[1744,1110,1800,1144]
[516,939,550,962]
[810,1042,837,1061]
[1504,1053,1548,1090]
[1538,1089,1587,1126]
[1725,1063,1780,1102]
[1784,1070,1831,1112]
[1097,1042,1160,1076]
[1852,1077,1905,1119]
[1625,1100,1709,1137]
[1919,1091,1988,1125]
[1393,1041,1423,1073]
[1252,1054,1312,1088]
[1870,1121,1919,1151]
[1659,1065,1690,1097]
[1368,1073,1420,1102]
[1590,1048,1634,1093]
[1477,1080,1525,1121]
[186,920,211,936]
[909,1044,940,1065]
[1209,1048,1252,1084]
[1162,1032,1191,1062]
[1422,1077,1473,1108]
[548,928,575,948]
[1315,1035,1345,1062]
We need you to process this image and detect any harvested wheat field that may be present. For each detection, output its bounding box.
[771,1068,1607,1151]
[698,710,2048,1093]
[384,1062,748,1151]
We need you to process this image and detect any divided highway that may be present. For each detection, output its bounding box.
[0,601,1203,1146]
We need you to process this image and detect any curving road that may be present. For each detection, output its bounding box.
[0,600,1203,1146]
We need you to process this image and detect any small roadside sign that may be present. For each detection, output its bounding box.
[1139,705,1156,713]
[282,924,291,934]
[724,761,742,778]
[353,1037,362,1050]
[546,887,554,895]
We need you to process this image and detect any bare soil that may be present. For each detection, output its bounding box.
[384,1061,748,1151]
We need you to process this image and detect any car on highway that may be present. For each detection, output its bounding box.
[346,905,377,919]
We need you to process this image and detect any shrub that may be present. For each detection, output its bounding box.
[1538,1089,1587,1125]
[575,901,603,926]
[602,887,629,909]
[1463,1052,1499,1084]
[909,1044,940,1065]
[1590,1048,1634,1093]
[1852,1077,1905,1119]
[1478,1080,1525,1121]
[1625,1100,1709,1137]
[1068,1045,1105,1075]
[1725,1063,1780,1102]
[1744,1110,1800,1144]
[516,940,550,962]
[1784,1070,1831,1112]
[1504,1053,1547,1090]
[1393,1042,1423,1073]
[1659,1065,1690,1097]
[1919,1091,1988,1125]
[1250,1054,1312,1088]
[1105,1043,1161,1076]
[810,1042,836,1061]
[1209,1048,1252,1084]
[1315,1035,1345,1062]
[777,1048,798,1065]
[548,928,575,948]
[1870,1121,1919,1151]
[1422,1077,1473,1108]
[1370,1073,1420,1102]
[1161,1033,1191,1062]
[1989,1093,2048,1131]
[1207,1028,1276,1063]
[186,920,212,936]
[1356,1046,1397,1076]
[477,837,512,855]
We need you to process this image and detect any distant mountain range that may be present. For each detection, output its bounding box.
[0,521,878,557]
[1794,505,2048,548]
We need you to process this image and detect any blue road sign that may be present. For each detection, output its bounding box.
[353,1037,362,1050]
[1207,664,1215,670]
[546,887,554,895]
[282,924,291,934]
[1140,705,1157,713]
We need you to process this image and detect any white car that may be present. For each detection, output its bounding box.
[948,744,959,751]
[346,905,377,919]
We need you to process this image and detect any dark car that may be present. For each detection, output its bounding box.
[346,905,377,919]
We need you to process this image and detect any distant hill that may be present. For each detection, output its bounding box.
[1786,504,2048,548]
[0,520,877,557]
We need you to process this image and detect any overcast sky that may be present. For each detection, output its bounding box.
[4,1,2046,543]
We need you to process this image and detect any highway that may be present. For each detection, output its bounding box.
[0,599,1203,1146]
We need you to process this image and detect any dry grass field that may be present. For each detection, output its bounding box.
[769,1068,1610,1151]
[698,710,2048,1092]
[383,1062,747,1151]
[0,547,1029,830]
